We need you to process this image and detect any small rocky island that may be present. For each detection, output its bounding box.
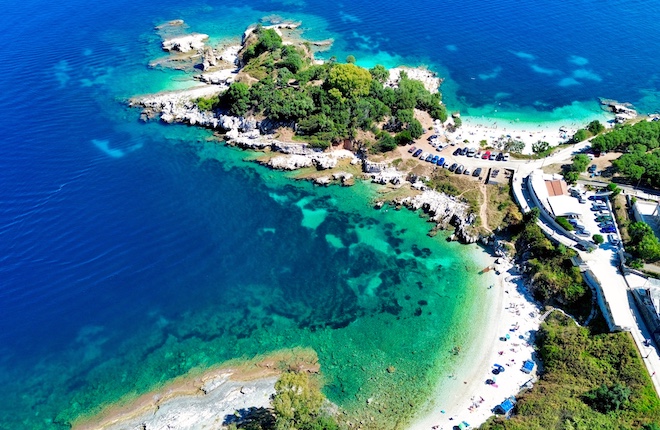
[131,20,481,243]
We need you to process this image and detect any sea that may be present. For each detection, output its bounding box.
[1,0,659,428]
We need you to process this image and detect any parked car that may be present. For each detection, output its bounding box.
[453,148,461,156]
[578,196,586,204]
[595,216,613,222]
[598,222,614,228]
[595,210,610,216]
[456,165,465,174]
[467,148,476,157]
[496,152,504,161]
[460,147,468,156]
[463,168,471,175]
[489,153,497,160]
[413,149,423,157]
[588,164,597,173]
[575,230,590,238]
[448,163,458,172]
[473,167,482,177]
[408,146,417,153]
[431,155,439,163]
[601,226,616,233]
[482,151,491,159]
[427,135,438,141]
[437,157,445,166]
[503,153,510,161]
[608,234,620,245]
[420,152,429,160]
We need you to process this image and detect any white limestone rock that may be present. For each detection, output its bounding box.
[268,155,314,170]
[162,33,209,53]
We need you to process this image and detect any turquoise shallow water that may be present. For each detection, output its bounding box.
[1,0,659,428]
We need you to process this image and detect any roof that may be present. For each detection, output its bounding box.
[547,195,583,218]
[545,179,569,197]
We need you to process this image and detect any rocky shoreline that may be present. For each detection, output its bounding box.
[129,20,481,243]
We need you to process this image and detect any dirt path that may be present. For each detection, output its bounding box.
[479,183,493,233]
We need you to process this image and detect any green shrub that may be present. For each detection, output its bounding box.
[556,216,575,231]
[593,234,604,244]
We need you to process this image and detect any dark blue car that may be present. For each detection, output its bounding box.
[601,226,616,233]
[437,157,445,166]
[413,149,423,157]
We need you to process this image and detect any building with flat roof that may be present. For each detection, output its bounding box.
[633,200,660,240]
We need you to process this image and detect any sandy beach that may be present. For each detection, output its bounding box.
[443,117,577,156]
[408,254,542,430]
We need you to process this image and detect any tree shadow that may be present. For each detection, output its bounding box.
[223,407,276,430]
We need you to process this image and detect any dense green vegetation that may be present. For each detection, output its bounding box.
[570,120,605,144]
[627,221,660,263]
[556,216,575,231]
[480,312,660,429]
[612,144,660,188]
[563,153,591,184]
[592,120,660,153]
[514,212,590,318]
[210,25,446,150]
[585,120,660,188]
[227,371,339,430]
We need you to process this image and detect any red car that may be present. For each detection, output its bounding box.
[408,146,417,153]
[482,151,491,159]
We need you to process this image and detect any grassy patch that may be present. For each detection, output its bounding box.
[486,182,523,230]
[613,193,631,243]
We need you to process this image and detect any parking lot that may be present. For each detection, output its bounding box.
[564,189,621,248]
[406,142,515,181]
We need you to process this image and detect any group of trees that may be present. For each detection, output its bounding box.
[587,120,660,188]
[515,214,589,317]
[207,26,446,150]
[571,120,606,143]
[592,120,660,153]
[227,371,339,430]
[563,153,591,184]
[612,144,660,188]
[628,221,660,263]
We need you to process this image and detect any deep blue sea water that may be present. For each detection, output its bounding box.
[1,0,659,427]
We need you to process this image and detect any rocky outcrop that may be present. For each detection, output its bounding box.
[395,190,479,243]
[265,150,357,171]
[162,33,209,52]
[201,46,218,70]
[130,85,224,126]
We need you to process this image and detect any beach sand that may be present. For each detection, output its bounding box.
[449,116,576,155]
[408,255,542,430]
